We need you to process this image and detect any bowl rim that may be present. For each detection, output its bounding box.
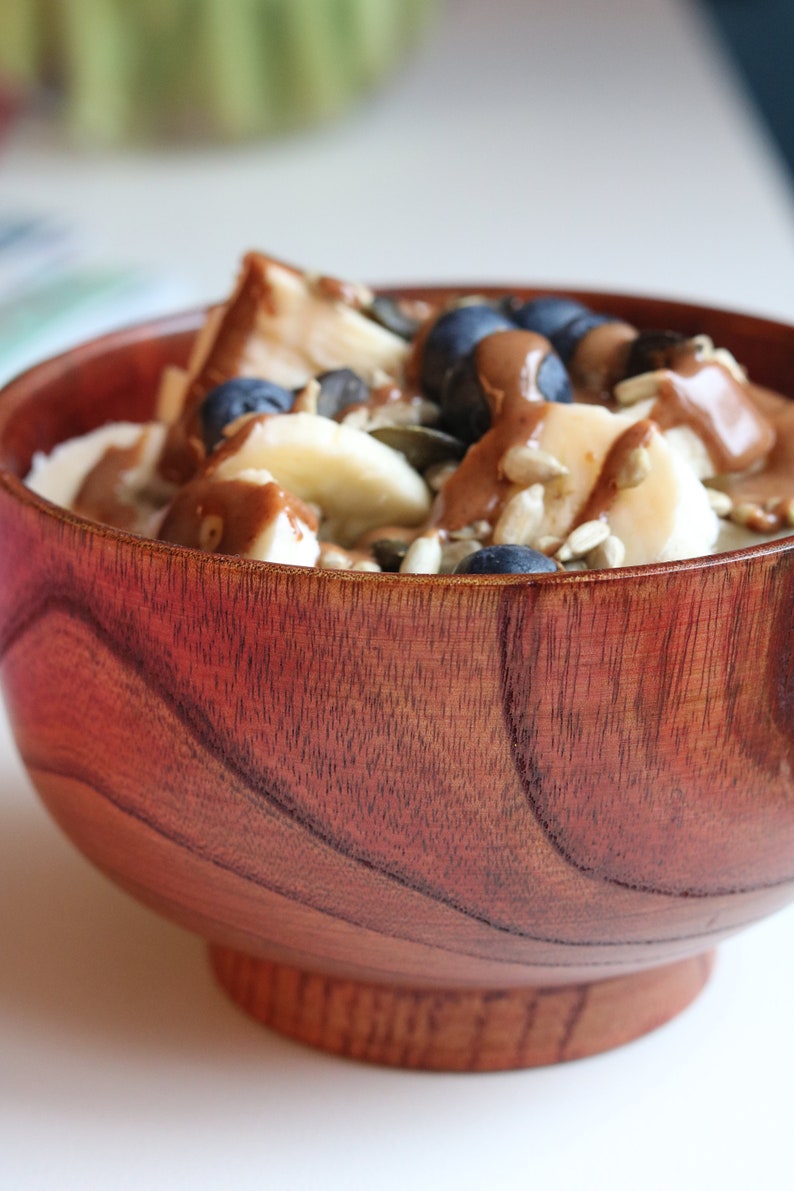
[1,286,793,587]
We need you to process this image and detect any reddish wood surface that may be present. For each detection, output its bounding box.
[210,947,714,1071]
[0,290,793,1069]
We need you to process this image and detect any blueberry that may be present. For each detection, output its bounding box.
[510,296,591,341]
[442,336,573,442]
[316,368,369,419]
[453,545,558,575]
[550,311,613,364]
[536,352,573,403]
[624,329,686,378]
[201,377,294,451]
[439,353,491,445]
[511,297,615,363]
[421,305,514,399]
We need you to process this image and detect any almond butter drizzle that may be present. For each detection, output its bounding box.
[431,330,550,532]
[569,321,636,396]
[158,476,318,557]
[648,344,775,474]
[429,325,791,545]
[574,420,656,526]
[314,275,366,309]
[712,383,794,521]
[116,293,794,558]
[74,430,160,531]
[158,254,279,485]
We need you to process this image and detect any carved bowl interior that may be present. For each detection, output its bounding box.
[0,289,792,1071]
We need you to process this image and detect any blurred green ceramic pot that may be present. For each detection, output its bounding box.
[0,0,442,145]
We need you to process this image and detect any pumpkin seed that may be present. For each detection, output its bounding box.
[371,538,410,572]
[369,425,466,472]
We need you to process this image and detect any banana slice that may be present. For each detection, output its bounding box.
[189,254,408,395]
[27,421,174,537]
[157,254,411,483]
[525,403,719,565]
[234,257,408,388]
[211,412,432,546]
[619,397,715,480]
[159,468,320,566]
[26,423,156,509]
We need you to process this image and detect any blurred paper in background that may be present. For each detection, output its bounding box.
[0,217,190,384]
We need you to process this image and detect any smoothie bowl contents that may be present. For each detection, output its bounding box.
[25,252,794,572]
[2,262,794,1073]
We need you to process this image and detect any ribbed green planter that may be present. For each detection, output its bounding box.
[0,0,441,144]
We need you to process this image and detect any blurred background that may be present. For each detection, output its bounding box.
[0,0,793,380]
[702,0,793,177]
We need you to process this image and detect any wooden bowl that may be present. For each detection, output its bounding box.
[1,289,793,1071]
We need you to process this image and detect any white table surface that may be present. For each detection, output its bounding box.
[1,2,793,1188]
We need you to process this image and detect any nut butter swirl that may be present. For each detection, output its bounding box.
[650,342,775,475]
[717,383,794,519]
[159,477,318,556]
[431,330,551,532]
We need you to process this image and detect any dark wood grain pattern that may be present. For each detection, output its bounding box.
[0,290,792,1070]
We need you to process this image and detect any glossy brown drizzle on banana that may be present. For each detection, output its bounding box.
[74,428,168,534]
[431,330,550,532]
[159,476,317,557]
[649,343,775,475]
[575,420,656,527]
[74,291,793,561]
[570,321,637,397]
[716,384,794,517]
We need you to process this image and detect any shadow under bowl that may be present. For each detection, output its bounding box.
[0,288,793,1071]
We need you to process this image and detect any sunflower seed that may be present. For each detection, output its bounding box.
[615,445,651,489]
[368,295,425,340]
[704,487,733,517]
[399,533,443,574]
[319,548,352,570]
[500,443,568,485]
[730,502,779,532]
[691,335,746,382]
[613,370,665,406]
[587,533,626,570]
[492,484,545,546]
[556,519,611,561]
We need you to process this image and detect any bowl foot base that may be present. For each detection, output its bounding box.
[209,948,714,1070]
